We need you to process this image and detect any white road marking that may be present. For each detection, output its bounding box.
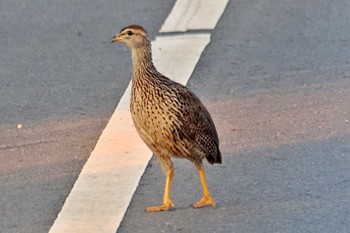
[49,0,228,232]
[153,34,210,85]
[160,0,229,32]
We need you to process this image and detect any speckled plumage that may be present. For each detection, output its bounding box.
[112,25,221,211]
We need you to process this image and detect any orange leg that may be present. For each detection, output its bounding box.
[193,164,216,208]
[145,165,175,212]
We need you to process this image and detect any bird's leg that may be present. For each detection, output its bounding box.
[145,164,175,212]
[193,164,216,208]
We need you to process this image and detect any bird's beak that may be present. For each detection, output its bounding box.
[111,34,123,43]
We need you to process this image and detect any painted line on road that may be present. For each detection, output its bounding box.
[160,0,229,32]
[49,0,228,232]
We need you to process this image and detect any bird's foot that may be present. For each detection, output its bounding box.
[193,195,216,208]
[145,200,175,212]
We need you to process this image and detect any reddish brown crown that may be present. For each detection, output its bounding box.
[120,25,147,34]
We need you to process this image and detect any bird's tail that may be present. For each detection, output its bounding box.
[206,144,222,165]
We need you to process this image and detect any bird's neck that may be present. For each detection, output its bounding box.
[131,44,156,77]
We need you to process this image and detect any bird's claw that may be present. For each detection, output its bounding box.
[193,195,216,208]
[145,200,175,212]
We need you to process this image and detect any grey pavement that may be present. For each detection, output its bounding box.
[118,0,350,232]
[0,1,175,232]
[0,0,350,233]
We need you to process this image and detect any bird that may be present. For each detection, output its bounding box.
[111,25,222,212]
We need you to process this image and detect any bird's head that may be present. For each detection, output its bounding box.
[111,25,149,48]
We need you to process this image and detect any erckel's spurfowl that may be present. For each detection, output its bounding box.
[111,25,222,212]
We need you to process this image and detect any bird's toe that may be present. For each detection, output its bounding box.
[193,195,216,209]
[145,200,175,212]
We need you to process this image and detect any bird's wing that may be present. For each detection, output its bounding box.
[169,82,221,164]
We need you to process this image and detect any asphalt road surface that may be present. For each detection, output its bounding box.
[1,0,350,233]
[0,0,175,232]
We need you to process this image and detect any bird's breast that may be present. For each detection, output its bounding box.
[130,83,185,152]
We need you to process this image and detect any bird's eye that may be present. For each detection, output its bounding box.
[127,31,133,36]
